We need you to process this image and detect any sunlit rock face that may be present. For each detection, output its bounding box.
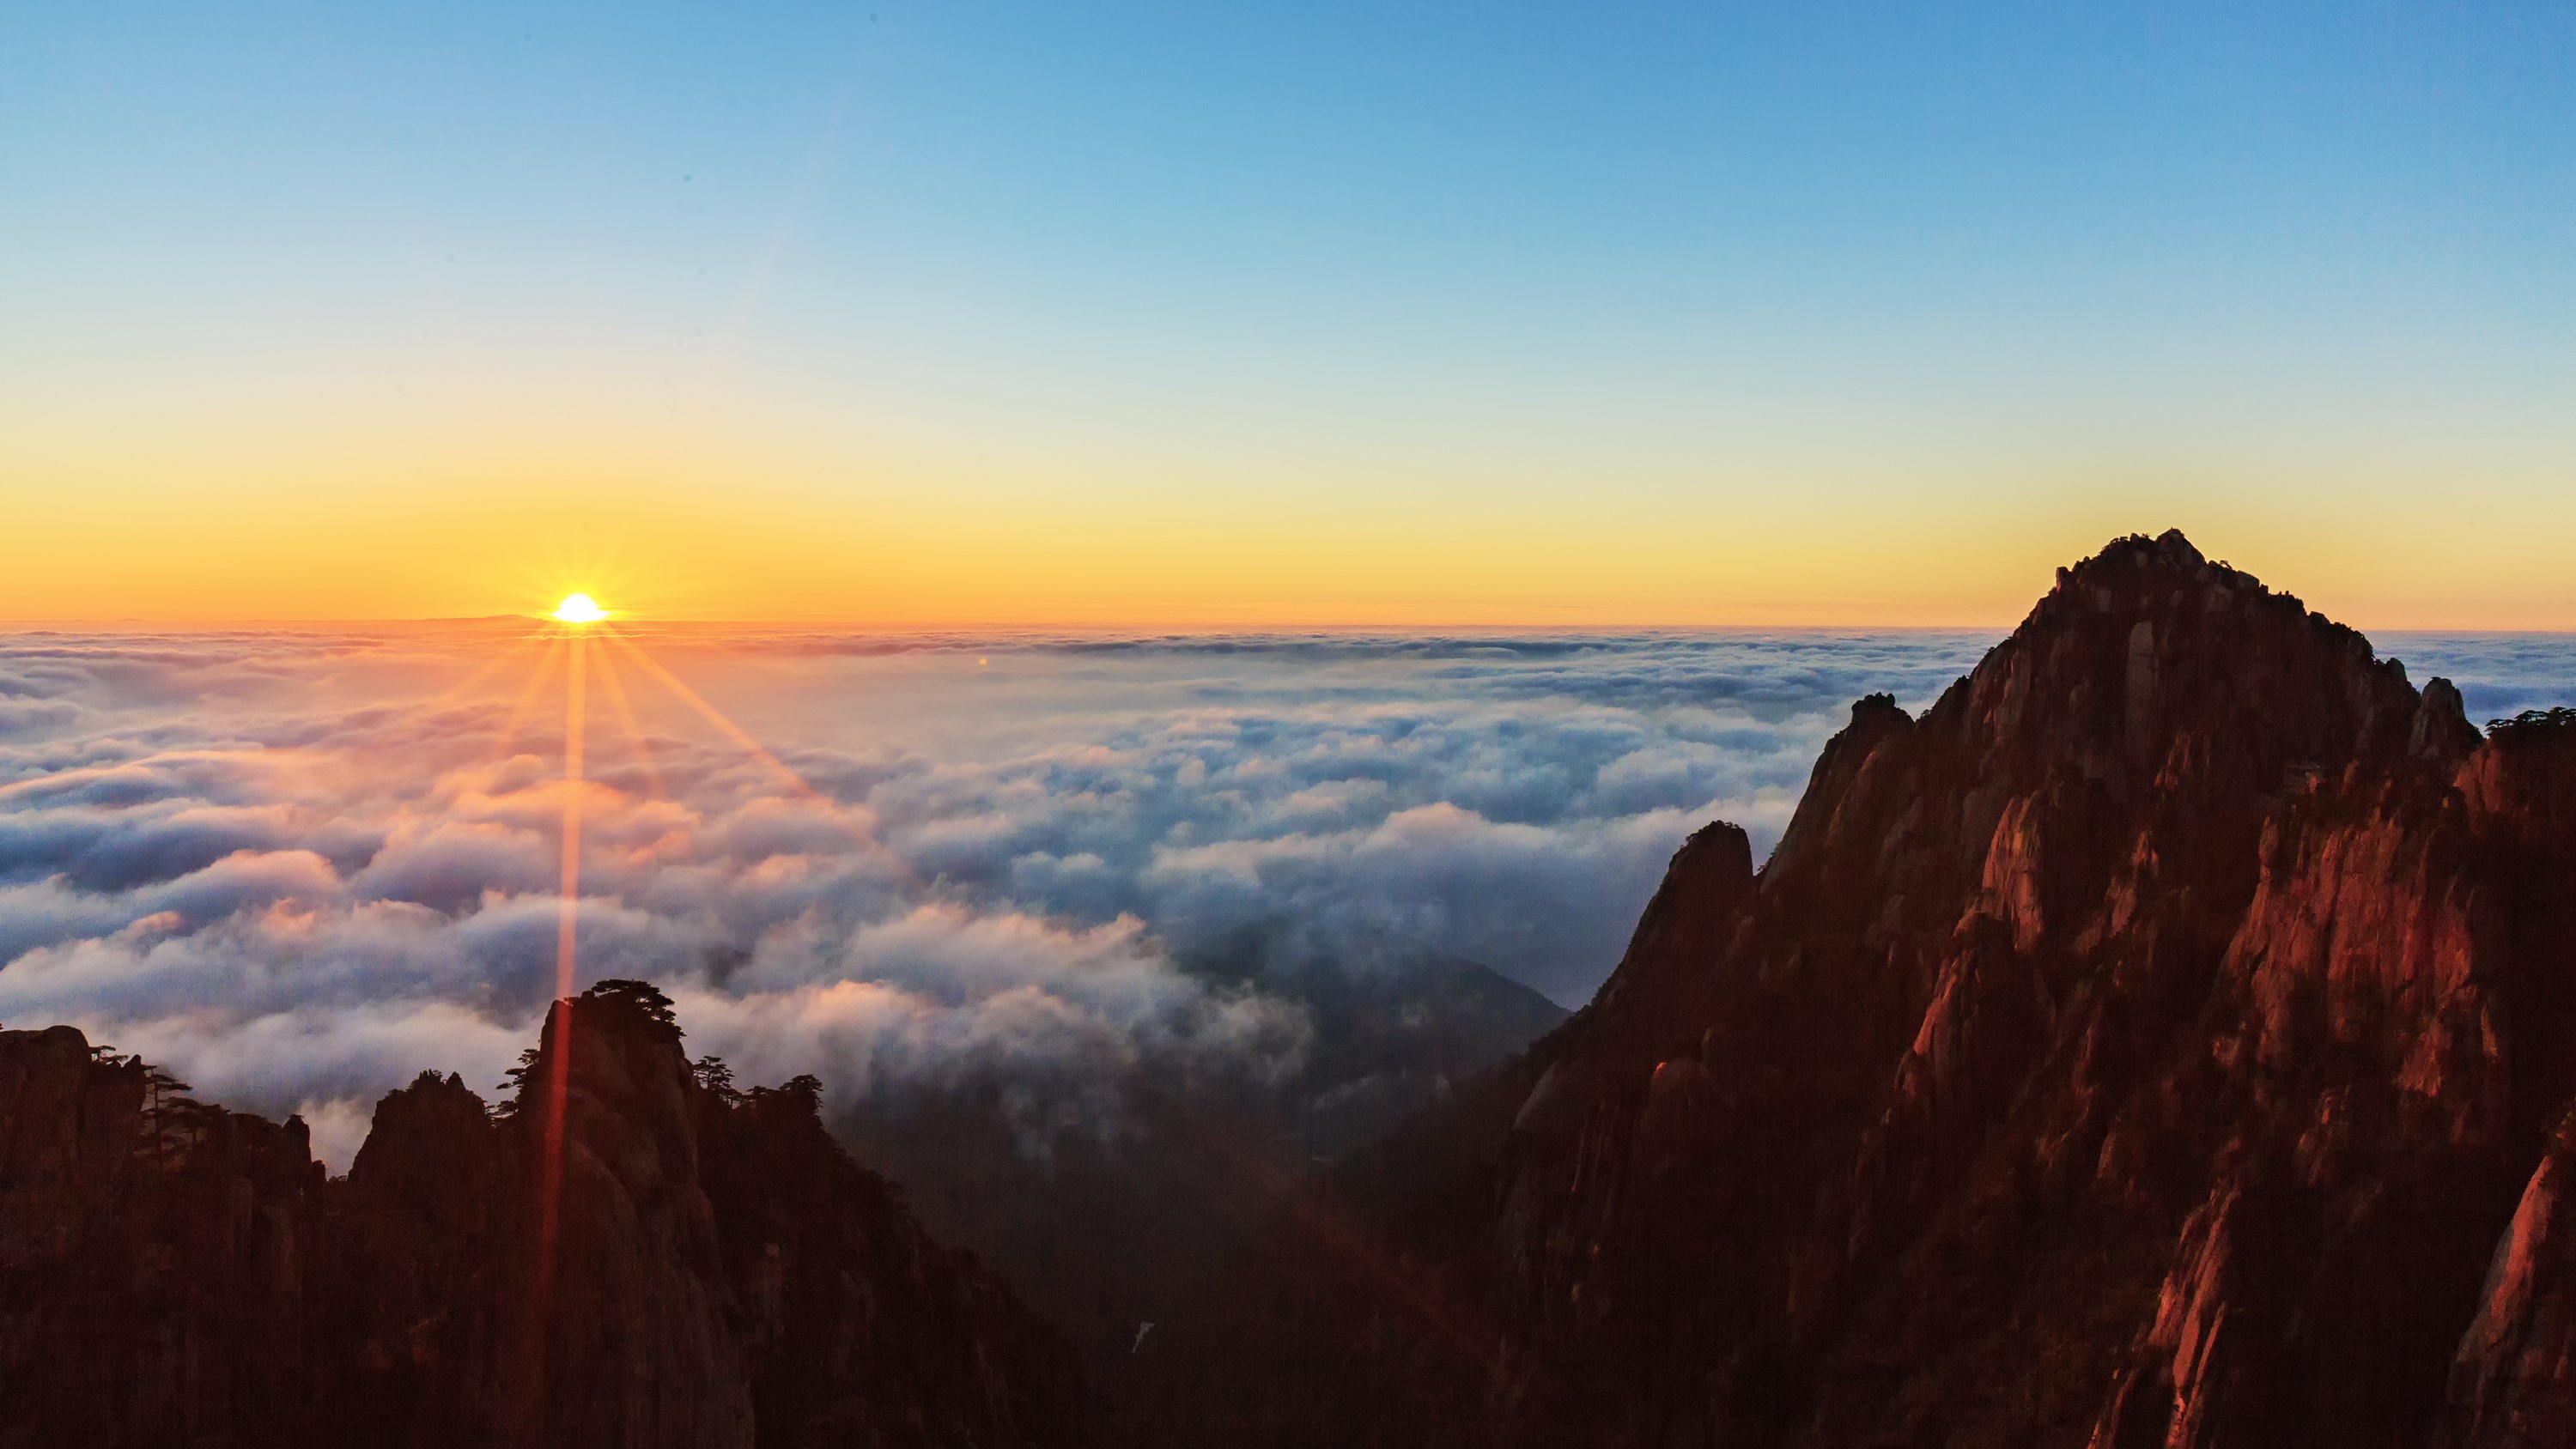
[1137,532,2576,1449]
[0,984,1084,1449]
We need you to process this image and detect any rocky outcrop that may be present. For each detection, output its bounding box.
[1144,531,2576,1449]
[2441,1112,2576,1448]
[0,1025,325,1448]
[0,982,1084,1448]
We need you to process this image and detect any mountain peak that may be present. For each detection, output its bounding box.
[2036,529,2301,630]
[1165,532,2573,1449]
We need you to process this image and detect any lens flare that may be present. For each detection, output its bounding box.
[477,593,903,1391]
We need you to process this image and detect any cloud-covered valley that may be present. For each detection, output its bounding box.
[3,622,2562,1167]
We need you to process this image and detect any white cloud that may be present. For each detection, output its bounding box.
[0,623,2076,1168]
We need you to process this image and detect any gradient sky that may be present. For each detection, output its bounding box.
[5,2,2570,625]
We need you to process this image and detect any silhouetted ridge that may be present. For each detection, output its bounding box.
[0,982,1085,1448]
[1137,531,2575,1449]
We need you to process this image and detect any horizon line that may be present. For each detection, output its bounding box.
[3,615,2572,637]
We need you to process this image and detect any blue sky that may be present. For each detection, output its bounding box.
[5,2,2572,623]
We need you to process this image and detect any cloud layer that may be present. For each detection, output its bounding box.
[6,621,2558,1168]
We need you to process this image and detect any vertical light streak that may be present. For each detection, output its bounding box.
[555,629,586,997]
[528,627,587,1414]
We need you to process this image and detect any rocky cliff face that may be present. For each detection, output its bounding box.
[0,981,1084,1448]
[1141,531,2576,1449]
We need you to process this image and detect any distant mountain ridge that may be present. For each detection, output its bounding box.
[0,980,1083,1448]
[1133,530,2576,1449]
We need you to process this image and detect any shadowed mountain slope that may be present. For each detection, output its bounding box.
[1134,530,2576,1449]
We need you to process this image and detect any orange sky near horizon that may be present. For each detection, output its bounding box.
[3,522,2567,634]
[5,450,2570,632]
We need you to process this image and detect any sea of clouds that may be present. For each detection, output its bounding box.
[1,622,2564,1167]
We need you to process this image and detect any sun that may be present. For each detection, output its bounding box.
[551,593,608,623]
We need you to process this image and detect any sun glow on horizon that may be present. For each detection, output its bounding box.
[551,593,608,624]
